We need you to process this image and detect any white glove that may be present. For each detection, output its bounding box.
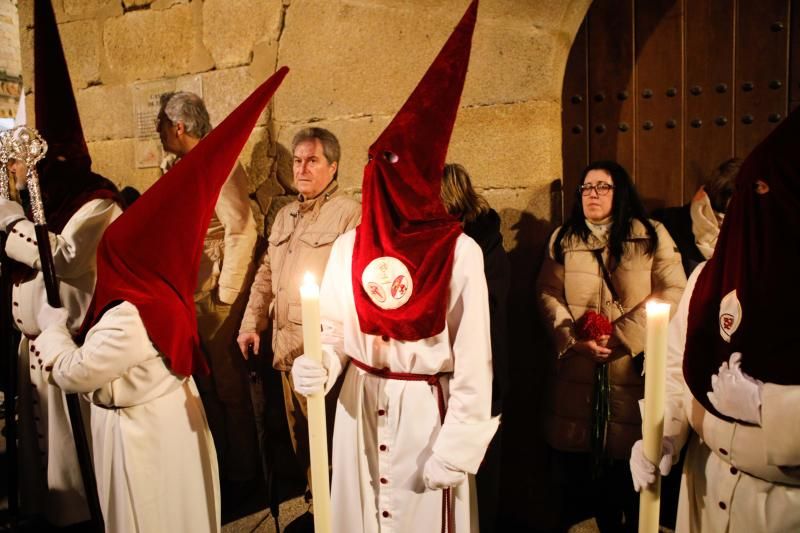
[291,353,330,397]
[707,352,763,425]
[37,300,69,332]
[0,198,25,231]
[422,454,466,490]
[630,436,677,492]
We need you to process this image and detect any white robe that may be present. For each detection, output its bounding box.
[35,301,221,533]
[319,230,499,533]
[664,264,800,532]
[5,197,121,525]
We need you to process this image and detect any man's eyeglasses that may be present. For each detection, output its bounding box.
[579,183,614,196]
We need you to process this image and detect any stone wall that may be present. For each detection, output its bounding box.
[18,0,592,528]
[0,0,21,120]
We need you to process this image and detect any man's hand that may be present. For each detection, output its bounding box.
[422,454,466,490]
[0,198,25,232]
[707,352,763,425]
[629,436,677,492]
[237,331,260,359]
[291,354,329,396]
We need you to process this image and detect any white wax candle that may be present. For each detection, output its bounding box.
[300,272,331,533]
[639,300,670,533]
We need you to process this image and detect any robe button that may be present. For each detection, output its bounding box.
[30,365,35,370]
[718,448,728,456]
[378,409,386,416]
[730,466,738,475]
[13,302,18,306]
[719,501,727,510]
[382,511,390,518]
[380,477,388,484]
[379,444,387,451]
[26,237,32,242]
[381,335,389,342]
[30,344,35,351]
[16,319,22,324]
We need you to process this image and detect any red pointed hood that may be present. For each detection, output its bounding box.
[352,0,478,341]
[83,67,289,377]
[34,0,89,166]
[684,107,800,420]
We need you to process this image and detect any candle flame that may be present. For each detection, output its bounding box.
[645,300,671,315]
[303,272,316,287]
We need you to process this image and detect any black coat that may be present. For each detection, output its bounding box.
[651,204,706,277]
[464,209,510,416]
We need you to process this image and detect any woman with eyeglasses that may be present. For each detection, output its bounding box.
[536,160,686,532]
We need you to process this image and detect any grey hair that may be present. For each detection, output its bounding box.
[291,127,341,178]
[159,91,212,139]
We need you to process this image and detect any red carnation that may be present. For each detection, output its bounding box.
[576,311,613,341]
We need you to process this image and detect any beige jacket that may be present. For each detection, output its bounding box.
[196,162,257,304]
[537,219,686,458]
[239,181,360,371]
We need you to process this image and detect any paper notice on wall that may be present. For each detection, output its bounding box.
[132,75,202,168]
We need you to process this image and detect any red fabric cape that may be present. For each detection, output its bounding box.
[352,0,477,341]
[81,68,289,377]
[684,108,800,420]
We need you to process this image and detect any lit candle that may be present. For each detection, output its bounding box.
[639,300,670,533]
[299,272,331,533]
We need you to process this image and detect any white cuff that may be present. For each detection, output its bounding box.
[432,415,500,474]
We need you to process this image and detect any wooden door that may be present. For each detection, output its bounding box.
[562,0,798,215]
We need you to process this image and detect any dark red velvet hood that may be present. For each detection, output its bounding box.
[684,108,800,420]
[82,68,289,377]
[352,0,478,341]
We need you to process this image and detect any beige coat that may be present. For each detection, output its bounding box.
[239,181,360,371]
[665,265,800,533]
[537,219,686,459]
[196,162,257,304]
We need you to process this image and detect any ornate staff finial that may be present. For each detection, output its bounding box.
[9,126,48,224]
[0,129,13,200]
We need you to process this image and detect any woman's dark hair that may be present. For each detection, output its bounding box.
[554,160,658,264]
[704,157,742,214]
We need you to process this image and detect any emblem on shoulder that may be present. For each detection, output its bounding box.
[719,289,742,342]
[361,256,413,310]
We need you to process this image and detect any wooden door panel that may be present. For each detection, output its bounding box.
[634,0,683,210]
[734,0,790,156]
[790,0,800,111]
[587,0,635,173]
[684,0,735,203]
[561,20,589,217]
[561,0,796,213]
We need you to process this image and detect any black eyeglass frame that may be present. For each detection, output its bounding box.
[578,183,615,196]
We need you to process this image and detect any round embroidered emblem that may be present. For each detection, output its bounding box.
[361,257,413,310]
[719,289,742,343]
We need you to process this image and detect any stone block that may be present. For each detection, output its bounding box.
[88,138,160,192]
[59,19,101,88]
[61,0,122,22]
[19,26,32,93]
[275,0,453,121]
[102,5,210,81]
[123,0,156,8]
[448,101,562,190]
[463,19,564,106]
[202,0,283,69]
[76,84,135,141]
[199,67,261,128]
[275,0,576,121]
